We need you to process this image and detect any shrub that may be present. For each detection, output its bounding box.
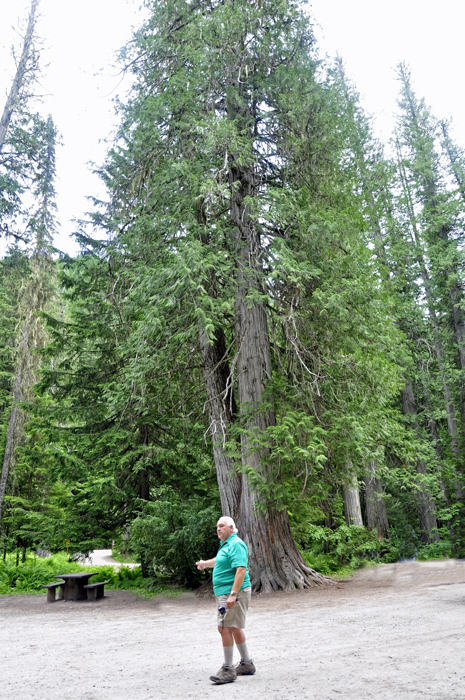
[417,539,451,561]
[300,523,398,575]
[129,487,219,587]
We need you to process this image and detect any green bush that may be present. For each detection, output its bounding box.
[299,520,452,576]
[129,487,219,587]
[87,565,162,593]
[417,539,451,560]
[300,523,399,575]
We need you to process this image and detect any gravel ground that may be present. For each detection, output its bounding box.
[1,559,465,700]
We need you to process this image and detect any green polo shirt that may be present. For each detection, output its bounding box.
[212,532,251,596]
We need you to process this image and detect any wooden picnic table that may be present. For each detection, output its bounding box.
[53,572,99,601]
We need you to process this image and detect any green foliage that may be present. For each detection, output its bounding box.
[35,241,221,553]
[0,247,29,426]
[0,551,186,597]
[417,540,451,560]
[87,564,187,597]
[0,116,58,550]
[299,523,397,576]
[0,552,82,594]
[129,486,219,587]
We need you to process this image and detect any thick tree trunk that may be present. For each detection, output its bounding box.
[232,212,325,588]
[0,0,39,153]
[197,199,242,520]
[401,381,439,543]
[226,107,328,591]
[239,504,325,592]
[138,468,150,501]
[415,459,440,544]
[342,478,363,526]
[364,461,390,538]
[199,327,242,519]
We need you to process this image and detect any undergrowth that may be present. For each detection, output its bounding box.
[299,524,452,577]
[0,552,186,597]
[0,528,454,596]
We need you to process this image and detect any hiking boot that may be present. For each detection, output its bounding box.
[236,658,256,676]
[209,664,237,685]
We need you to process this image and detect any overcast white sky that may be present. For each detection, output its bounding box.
[1,0,464,255]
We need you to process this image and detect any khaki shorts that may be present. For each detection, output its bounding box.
[216,587,251,629]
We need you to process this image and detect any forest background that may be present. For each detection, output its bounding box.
[1,0,465,594]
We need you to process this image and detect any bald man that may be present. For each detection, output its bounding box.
[196,516,255,684]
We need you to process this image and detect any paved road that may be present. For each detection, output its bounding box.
[80,549,139,569]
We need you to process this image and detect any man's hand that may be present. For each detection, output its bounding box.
[196,557,215,570]
[228,566,246,607]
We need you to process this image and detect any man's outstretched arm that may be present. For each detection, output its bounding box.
[196,557,216,570]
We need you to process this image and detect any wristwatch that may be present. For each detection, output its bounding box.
[230,591,237,597]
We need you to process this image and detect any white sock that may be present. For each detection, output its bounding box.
[223,645,234,667]
[236,641,251,662]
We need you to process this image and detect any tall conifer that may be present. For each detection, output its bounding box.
[87,0,409,589]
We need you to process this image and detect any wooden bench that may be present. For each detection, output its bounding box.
[43,581,65,603]
[83,581,109,601]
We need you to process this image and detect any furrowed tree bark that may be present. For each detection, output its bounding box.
[197,203,242,520]
[342,477,363,527]
[0,0,39,153]
[364,461,390,538]
[199,326,242,519]
[227,92,327,592]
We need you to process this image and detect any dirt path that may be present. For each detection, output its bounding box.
[1,559,465,700]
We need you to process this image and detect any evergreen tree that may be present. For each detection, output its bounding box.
[332,60,444,546]
[73,0,407,589]
[0,0,42,243]
[0,115,57,540]
[393,65,465,552]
